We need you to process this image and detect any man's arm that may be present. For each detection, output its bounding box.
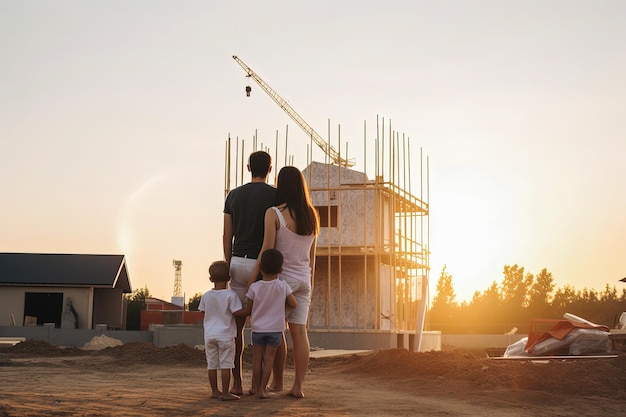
[223,213,233,264]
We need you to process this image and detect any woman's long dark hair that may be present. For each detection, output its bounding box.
[276,166,319,236]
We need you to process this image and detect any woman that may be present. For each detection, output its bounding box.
[248,166,319,398]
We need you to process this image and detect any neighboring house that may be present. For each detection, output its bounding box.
[0,253,131,329]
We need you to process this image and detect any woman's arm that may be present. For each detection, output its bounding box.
[247,208,279,289]
[309,236,317,293]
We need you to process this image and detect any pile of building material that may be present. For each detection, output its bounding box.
[82,334,123,350]
[503,313,611,357]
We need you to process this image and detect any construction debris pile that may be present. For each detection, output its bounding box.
[504,313,612,357]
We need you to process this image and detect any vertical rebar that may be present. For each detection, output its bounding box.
[363,119,368,329]
[240,140,245,188]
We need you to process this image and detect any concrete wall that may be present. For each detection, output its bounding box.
[0,325,527,352]
[311,189,379,247]
[441,334,527,350]
[307,330,441,352]
[0,325,203,349]
[151,325,204,348]
[311,258,378,330]
[0,325,152,347]
[308,330,401,351]
[305,162,383,248]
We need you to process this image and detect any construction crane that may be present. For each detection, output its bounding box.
[232,55,354,167]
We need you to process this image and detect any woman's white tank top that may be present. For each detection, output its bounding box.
[272,206,315,282]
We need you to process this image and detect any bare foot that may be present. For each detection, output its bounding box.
[211,390,222,399]
[286,389,304,398]
[267,385,282,392]
[248,389,256,396]
[259,391,277,399]
[231,383,243,396]
[219,393,240,401]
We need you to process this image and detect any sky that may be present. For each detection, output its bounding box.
[2,1,625,304]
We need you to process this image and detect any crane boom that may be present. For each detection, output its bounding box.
[232,55,353,167]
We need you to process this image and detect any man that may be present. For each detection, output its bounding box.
[223,150,277,396]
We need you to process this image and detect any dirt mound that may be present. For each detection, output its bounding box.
[101,341,206,366]
[337,348,626,399]
[1,339,86,356]
[340,348,481,378]
[0,340,207,365]
[0,339,264,367]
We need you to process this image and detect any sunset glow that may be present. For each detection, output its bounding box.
[2,1,625,303]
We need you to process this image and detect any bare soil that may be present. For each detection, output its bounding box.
[1,340,625,416]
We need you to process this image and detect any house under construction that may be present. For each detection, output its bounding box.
[226,55,433,350]
[224,116,430,351]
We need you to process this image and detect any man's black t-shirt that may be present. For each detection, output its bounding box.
[224,182,277,259]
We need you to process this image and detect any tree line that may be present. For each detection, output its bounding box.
[125,265,626,333]
[427,264,626,334]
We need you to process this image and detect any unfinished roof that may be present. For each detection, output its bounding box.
[0,253,131,292]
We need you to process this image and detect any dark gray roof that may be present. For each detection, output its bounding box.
[0,253,131,292]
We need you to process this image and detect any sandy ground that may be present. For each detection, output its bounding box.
[1,340,626,417]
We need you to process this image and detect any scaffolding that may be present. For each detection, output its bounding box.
[224,115,430,348]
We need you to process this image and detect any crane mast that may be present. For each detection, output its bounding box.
[232,55,354,167]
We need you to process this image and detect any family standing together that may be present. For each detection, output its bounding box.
[198,151,319,400]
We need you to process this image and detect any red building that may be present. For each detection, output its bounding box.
[140,297,203,331]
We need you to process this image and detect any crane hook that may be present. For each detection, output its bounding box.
[245,85,252,97]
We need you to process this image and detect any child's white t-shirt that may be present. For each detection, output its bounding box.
[246,279,292,333]
[198,288,242,339]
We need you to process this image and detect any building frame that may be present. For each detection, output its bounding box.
[225,116,430,350]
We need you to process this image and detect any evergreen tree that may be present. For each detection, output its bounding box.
[467,281,502,333]
[432,265,456,308]
[499,265,533,330]
[527,268,555,319]
[429,266,458,332]
[551,284,577,312]
[188,292,202,312]
[501,264,530,309]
